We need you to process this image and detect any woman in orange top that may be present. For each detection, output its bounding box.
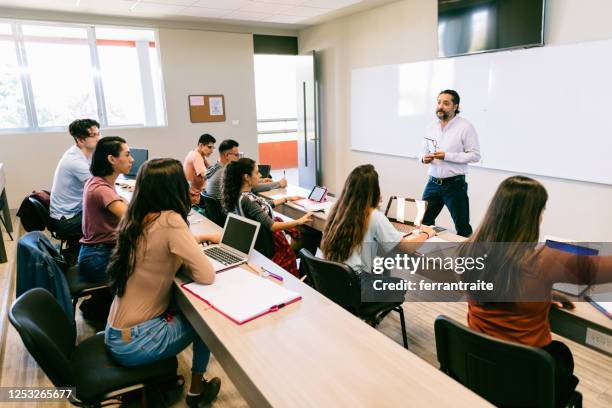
[459,175,612,405]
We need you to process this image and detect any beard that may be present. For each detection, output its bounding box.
[436,110,449,120]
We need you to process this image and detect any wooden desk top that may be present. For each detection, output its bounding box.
[177,212,491,407]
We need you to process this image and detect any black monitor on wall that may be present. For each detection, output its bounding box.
[438,0,545,58]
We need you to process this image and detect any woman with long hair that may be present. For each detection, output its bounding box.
[459,175,612,405]
[322,164,434,274]
[221,158,311,276]
[105,158,221,407]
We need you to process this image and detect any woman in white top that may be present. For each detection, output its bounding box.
[321,164,435,275]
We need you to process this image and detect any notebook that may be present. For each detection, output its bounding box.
[182,267,302,324]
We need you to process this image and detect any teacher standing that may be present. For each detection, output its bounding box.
[420,90,480,237]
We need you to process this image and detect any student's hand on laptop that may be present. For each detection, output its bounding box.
[297,212,313,225]
[278,177,288,188]
[287,196,303,202]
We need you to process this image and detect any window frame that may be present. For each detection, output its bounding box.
[0,18,167,134]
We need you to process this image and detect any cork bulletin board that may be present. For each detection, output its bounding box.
[188,95,226,123]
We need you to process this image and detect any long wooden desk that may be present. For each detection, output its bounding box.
[176,212,491,407]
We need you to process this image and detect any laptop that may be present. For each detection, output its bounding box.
[202,213,260,272]
[384,196,428,234]
[545,237,600,296]
[294,186,331,212]
[125,148,149,179]
[258,164,271,179]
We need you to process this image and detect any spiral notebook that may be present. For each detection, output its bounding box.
[182,267,301,324]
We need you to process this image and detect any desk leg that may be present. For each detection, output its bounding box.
[0,229,6,263]
[1,189,12,233]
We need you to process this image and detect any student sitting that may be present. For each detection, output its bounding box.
[206,139,286,201]
[221,158,311,276]
[321,164,434,277]
[50,118,100,238]
[105,158,221,407]
[77,137,132,320]
[183,133,216,205]
[458,175,612,406]
[79,136,132,283]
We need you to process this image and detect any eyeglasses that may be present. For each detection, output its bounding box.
[424,137,438,153]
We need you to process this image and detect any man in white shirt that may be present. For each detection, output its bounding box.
[420,90,480,237]
[49,119,101,238]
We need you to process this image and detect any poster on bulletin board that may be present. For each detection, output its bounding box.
[188,95,226,122]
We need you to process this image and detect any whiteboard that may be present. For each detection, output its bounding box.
[351,39,612,185]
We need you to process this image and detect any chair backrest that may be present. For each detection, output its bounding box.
[298,249,361,313]
[200,193,227,227]
[27,196,52,231]
[434,315,556,408]
[9,288,76,387]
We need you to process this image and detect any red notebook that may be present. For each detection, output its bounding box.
[182,268,301,324]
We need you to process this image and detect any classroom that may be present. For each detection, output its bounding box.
[0,0,611,407]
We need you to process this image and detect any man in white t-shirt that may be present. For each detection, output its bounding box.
[49,118,101,238]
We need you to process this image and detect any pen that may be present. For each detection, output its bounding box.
[283,170,286,179]
[262,267,284,282]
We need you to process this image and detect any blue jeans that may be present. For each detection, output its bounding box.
[105,312,210,373]
[78,243,114,283]
[422,175,472,237]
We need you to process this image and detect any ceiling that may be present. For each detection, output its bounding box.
[0,0,400,29]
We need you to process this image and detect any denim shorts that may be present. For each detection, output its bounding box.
[105,312,210,373]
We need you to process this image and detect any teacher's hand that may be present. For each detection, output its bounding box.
[432,151,446,160]
[422,155,434,164]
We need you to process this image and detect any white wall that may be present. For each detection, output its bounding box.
[299,0,612,241]
[0,26,261,208]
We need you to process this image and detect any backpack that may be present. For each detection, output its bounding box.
[16,190,51,232]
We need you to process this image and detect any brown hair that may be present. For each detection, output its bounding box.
[321,164,381,263]
[459,176,548,301]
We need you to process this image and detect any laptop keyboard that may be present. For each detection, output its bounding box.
[203,246,243,266]
[392,222,415,233]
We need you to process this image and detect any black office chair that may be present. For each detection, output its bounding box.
[200,193,227,227]
[298,249,408,348]
[28,196,80,254]
[434,315,582,408]
[9,288,179,407]
[65,265,109,313]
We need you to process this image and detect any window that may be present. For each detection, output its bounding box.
[0,23,27,129]
[0,20,166,133]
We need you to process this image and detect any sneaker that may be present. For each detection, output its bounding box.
[185,377,221,407]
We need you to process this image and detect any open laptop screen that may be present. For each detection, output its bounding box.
[384,197,427,226]
[127,148,148,178]
[222,215,258,255]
